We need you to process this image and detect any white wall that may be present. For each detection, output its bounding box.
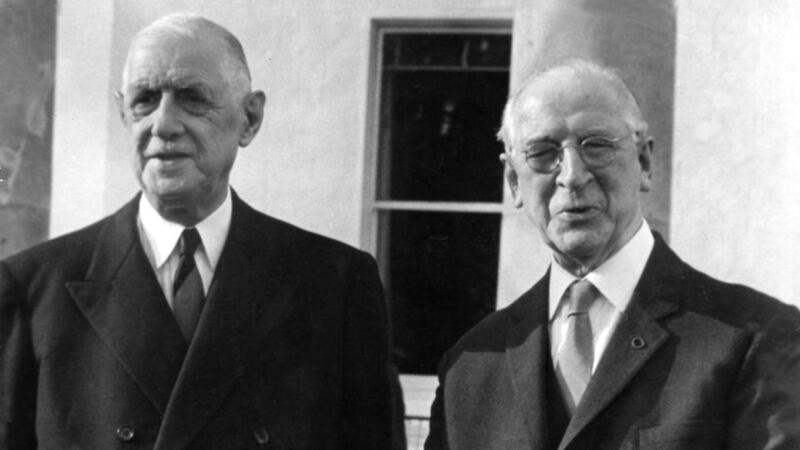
[672,0,800,305]
[50,0,114,237]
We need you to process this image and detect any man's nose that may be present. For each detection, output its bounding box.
[555,146,593,189]
[150,93,184,139]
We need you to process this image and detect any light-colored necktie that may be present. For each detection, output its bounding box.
[556,279,596,413]
[173,228,205,342]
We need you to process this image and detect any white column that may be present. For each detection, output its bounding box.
[50,0,116,237]
[672,0,800,305]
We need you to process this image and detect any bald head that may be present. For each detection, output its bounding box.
[121,13,251,98]
[498,60,647,151]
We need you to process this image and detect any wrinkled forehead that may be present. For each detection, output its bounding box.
[122,33,230,91]
[512,74,631,139]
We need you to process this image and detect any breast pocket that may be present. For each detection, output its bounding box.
[638,421,723,450]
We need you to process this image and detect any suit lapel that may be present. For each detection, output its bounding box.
[558,236,685,450]
[505,274,551,449]
[155,195,298,449]
[558,298,674,449]
[67,196,188,415]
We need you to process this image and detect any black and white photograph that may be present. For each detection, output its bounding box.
[1,0,798,448]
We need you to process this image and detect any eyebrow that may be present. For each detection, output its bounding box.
[521,136,559,146]
[522,128,618,142]
[127,77,214,94]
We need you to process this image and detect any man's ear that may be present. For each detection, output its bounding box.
[638,135,654,192]
[239,91,266,147]
[499,152,523,208]
[113,90,126,124]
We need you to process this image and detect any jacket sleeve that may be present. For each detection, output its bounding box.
[0,260,38,448]
[339,251,405,449]
[727,303,800,449]
[424,351,450,450]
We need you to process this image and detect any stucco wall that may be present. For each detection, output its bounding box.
[671,0,800,304]
[51,0,113,238]
[0,0,56,258]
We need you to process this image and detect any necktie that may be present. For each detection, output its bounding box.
[555,279,597,413]
[173,228,205,342]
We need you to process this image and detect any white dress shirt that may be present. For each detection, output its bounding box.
[137,190,232,310]
[548,220,654,373]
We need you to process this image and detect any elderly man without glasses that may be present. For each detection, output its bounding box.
[0,13,400,449]
[425,60,800,450]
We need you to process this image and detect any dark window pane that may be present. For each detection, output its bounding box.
[384,211,500,374]
[382,34,399,66]
[393,33,465,67]
[466,34,511,67]
[377,70,508,202]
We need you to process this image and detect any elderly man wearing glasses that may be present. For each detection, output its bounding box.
[425,60,800,450]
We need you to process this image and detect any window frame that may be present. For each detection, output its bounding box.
[361,20,513,423]
[361,19,512,260]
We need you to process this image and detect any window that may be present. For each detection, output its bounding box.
[364,24,512,376]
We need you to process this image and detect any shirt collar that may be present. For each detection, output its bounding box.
[548,220,655,319]
[138,189,232,270]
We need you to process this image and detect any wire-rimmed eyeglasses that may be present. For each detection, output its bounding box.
[520,134,635,174]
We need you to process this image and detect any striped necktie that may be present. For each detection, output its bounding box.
[173,228,205,342]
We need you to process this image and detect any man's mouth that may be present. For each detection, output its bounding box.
[148,152,191,161]
[566,205,592,213]
[558,205,600,221]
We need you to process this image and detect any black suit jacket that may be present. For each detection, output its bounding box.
[426,235,800,449]
[0,193,397,449]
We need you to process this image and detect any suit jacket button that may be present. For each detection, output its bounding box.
[631,337,646,349]
[253,427,270,444]
[116,425,135,442]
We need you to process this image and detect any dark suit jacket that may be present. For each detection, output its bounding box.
[426,235,800,450]
[0,193,397,449]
